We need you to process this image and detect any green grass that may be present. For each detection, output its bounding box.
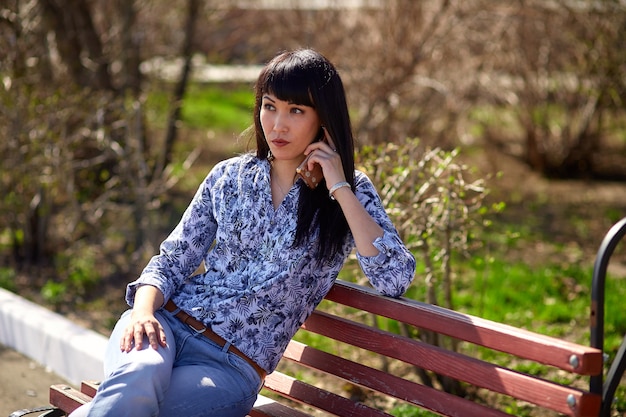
[181,84,253,132]
[145,83,254,133]
[142,82,254,195]
[457,260,587,326]
[391,404,440,416]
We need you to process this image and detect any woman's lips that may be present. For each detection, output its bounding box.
[271,139,289,147]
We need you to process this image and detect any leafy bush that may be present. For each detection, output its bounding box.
[356,138,503,309]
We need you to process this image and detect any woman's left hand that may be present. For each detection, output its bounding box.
[302,130,346,189]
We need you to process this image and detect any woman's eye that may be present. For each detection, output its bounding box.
[263,103,275,111]
[291,107,304,114]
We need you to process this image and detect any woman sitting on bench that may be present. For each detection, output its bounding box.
[69,48,416,417]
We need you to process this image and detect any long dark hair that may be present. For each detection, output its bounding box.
[253,49,355,261]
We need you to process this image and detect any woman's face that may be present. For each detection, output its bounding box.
[260,93,321,164]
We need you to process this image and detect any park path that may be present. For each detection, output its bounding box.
[0,344,70,416]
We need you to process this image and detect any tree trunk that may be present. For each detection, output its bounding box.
[156,0,200,178]
[40,0,113,90]
[118,0,142,94]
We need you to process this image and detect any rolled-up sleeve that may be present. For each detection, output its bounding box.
[357,231,416,297]
[353,172,416,298]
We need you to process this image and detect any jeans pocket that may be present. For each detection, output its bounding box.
[225,351,263,393]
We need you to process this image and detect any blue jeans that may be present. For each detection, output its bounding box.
[69,308,263,417]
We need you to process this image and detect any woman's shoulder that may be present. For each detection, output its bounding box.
[353,169,382,200]
[354,169,374,187]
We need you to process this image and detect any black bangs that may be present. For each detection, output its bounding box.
[263,70,314,107]
[260,52,331,108]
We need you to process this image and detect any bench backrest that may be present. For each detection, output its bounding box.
[260,280,603,417]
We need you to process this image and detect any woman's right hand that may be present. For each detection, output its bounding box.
[120,309,167,352]
[120,284,167,352]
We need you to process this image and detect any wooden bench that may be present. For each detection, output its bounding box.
[35,279,604,417]
[19,217,626,417]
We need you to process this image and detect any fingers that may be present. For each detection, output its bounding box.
[305,147,338,172]
[120,315,166,352]
[322,128,338,153]
[307,133,337,155]
[144,321,167,350]
[303,129,346,187]
[305,141,338,160]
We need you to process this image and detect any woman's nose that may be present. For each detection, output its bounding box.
[273,114,288,132]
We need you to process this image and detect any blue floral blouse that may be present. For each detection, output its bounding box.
[126,153,416,373]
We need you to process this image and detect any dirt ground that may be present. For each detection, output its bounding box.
[0,344,70,416]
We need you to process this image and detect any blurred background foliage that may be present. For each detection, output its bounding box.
[0,0,625,365]
[2,1,625,414]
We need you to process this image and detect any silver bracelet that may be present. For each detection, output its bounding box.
[328,181,351,200]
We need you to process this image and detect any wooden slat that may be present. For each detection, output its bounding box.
[50,384,91,415]
[263,371,391,417]
[250,397,313,417]
[326,280,602,375]
[53,380,311,417]
[303,310,601,417]
[80,381,99,397]
[52,381,301,417]
[282,340,512,417]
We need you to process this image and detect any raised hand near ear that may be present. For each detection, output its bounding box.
[302,127,346,191]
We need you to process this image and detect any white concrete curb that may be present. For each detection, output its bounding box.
[0,288,107,386]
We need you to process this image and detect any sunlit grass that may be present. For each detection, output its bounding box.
[145,82,254,132]
[181,83,253,131]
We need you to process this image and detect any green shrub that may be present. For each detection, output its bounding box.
[0,267,17,292]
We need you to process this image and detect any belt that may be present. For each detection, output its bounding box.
[164,300,266,380]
